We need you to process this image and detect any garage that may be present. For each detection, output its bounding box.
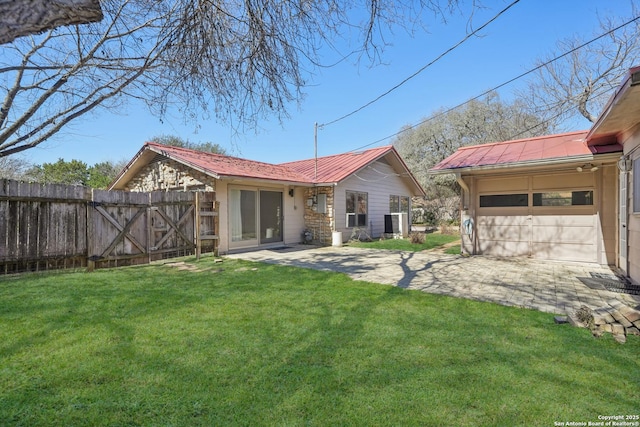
[430,131,621,265]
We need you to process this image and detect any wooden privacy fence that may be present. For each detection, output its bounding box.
[0,179,218,274]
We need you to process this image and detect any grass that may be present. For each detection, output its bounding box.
[1,257,639,426]
[444,243,461,255]
[348,232,460,251]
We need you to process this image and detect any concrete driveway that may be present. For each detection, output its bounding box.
[226,245,640,315]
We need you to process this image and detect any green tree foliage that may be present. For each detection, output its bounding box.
[151,135,228,155]
[87,160,128,189]
[393,93,550,218]
[25,159,89,185]
[24,158,126,188]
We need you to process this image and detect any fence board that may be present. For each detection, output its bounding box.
[1,180,215,274]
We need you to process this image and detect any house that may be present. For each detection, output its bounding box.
[110,143,425,254]
[431,66,640,286]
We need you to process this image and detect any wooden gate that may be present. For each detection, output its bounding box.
[88,190,214,269]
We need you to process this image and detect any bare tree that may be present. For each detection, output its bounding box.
[0,0,103,45]
[395,92,550,193]
[0,155,30,179]
[0,0,466,158]
[394,93,549,220]
[517,6,640,125]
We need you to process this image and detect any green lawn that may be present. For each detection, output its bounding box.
[348,232,460,251]
[1,257,638,426]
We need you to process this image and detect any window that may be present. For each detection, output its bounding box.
[389,195,410,213]
[533,191,593,206]
[634,158,640,213]
[346,191,368,227]
[479,194,528,207]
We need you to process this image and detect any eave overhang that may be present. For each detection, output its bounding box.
[429,150,622,176]
[587,66,640,146]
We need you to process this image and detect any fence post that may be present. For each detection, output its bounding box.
[86,188,95,272]
[195,192,202,260]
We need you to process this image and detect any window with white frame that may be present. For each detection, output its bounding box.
[346,191,368,227]
[389,195,410,214]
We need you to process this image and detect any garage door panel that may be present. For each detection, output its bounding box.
[479,240,530,257]
[475,213,597,262]
[532,225,595,244]
[532,214,594,227]
[473,172,601,263]
[531,242,594,262]
[478,225,529,241]
[477,215,529,227]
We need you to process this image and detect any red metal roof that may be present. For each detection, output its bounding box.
[430,131,622,172]
[280,145,396,184]
[146,142,311,183]
[143,143,414,188]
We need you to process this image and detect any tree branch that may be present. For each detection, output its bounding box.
[0,0,103,44]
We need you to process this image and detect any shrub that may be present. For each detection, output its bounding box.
[439,222,457,235]
[409,231,425,244]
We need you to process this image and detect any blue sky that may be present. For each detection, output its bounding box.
[22,0,637,167]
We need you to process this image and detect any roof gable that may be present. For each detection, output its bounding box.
[280,145,395,183]
[587,65,640,145]
[431,131,622,172]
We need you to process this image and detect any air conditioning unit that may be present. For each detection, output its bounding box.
[384,213,409,238]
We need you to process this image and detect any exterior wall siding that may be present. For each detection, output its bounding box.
[622,131,640,284]
[285,186,306,246]
[599,165,618,265]
[336,160,414,241]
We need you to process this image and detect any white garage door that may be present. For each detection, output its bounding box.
[475,175,597,263]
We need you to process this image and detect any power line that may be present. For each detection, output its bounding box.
[349,12,640,152]
[319,0,521,128]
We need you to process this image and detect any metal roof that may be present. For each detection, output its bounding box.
[280,145,397,183]
[430,131,622,173]
[145,142,310,183]
[111,142,425,196]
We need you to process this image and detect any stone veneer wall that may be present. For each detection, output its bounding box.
[303,186,334,245]
[125,157,216,192]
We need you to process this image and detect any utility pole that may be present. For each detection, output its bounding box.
[314,122,318,182]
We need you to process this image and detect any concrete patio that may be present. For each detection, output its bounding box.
[226,245,640,315]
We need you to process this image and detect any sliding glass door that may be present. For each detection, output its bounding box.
[230,188,258,246]
[229,187,283,248]
[260,190,282,244]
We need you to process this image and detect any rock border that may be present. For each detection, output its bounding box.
[568,301,640,344]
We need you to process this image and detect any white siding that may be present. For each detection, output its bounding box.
[283,186,306,245]
[335,159,414,239]
[622,131,640,284]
